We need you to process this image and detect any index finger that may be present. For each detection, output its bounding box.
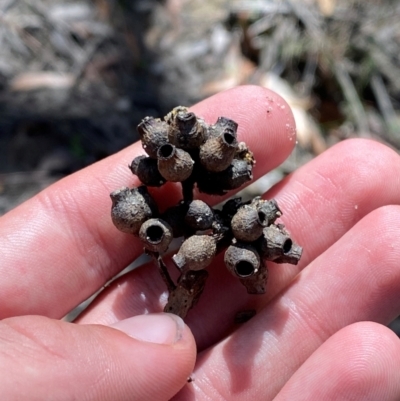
[0,85,296,319]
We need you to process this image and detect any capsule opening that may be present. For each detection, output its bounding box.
[178,112,196,123]
[235,261,255,277]
[283,238,292,254]
[223,131,236,145]
[159,144,174,158]
[146,225,164,244]
[258,210,267,225]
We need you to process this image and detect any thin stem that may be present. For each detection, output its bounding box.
[181,179,194,203]
[146,250,176,292]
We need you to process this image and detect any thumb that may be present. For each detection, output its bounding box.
[1,313,196,401]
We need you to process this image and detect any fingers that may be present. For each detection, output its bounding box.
[263,137,400,302]
[78,138,400,350]
[1,314,196,401]
[0,85,295,319]
[274,322,400,401]
[173,205,400,400]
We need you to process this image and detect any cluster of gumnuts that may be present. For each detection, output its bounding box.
[110,107,302,319]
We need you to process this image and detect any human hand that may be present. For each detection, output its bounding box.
[1,86,400,400]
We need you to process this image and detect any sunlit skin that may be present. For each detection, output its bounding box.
[1,86,400,400]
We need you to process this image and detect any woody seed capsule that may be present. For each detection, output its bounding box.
[185,200,214,231]
[139,218,173,253]
[137,117,169,159]
[196,158,253,195]
[166,106,206,150]
[199,129,238,172]
[110,186,157,235]
[172,235,217,271]
[157,144,194,182]
[258,224,302,264]
[224,242,261,278]
[208,117,238,138]
[239,260,268,294]
[231,205,266,242]
[130,155,166,187]
[250,197,282,225]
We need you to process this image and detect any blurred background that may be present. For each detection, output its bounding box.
[1,0,400,328]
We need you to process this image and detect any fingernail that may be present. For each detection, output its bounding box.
[110,313,185,345]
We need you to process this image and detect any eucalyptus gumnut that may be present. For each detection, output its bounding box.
[157,144,194,182]
[221,159,253,190]
[250,197,282,225]
[137,117,169,159]
[196,158,253,195]
[130,155,166,187]
[224,242,261,278]
[139,218,173,253]
[110,186,157,235]
[166,106,206,150]
[172,235,217,271]
[259,224,302,265]
[185,200,214,230]
[231,204,267,242]
[199,117,238,172]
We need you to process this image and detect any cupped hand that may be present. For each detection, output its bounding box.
[1,86,400,401]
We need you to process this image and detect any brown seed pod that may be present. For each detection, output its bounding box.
[239,259,268,294]
[185,200,214,231]
[199,118,238,172]
[157,144,194,182]
[166,106,206,150]
[199,135,238,173]
[196,158,253,195]
[172,235,217,271]
[258,224,302,265]
[139,218,173,253]
[231,205,266,242]
[208,117,238,138]
[137,117,169,159]
[129,155,166,187]
[224,242,261,278]
[110,186,157,235]
[221,158,253,190]
[250,197,282,226]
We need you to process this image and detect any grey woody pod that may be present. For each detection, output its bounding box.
[199,117,238,172]
[231,205,267,242]
[220,158,253,191]
[173,235,216,271]
[196,158,253,195]
[157,144,194,182]
[250,197,282,226]
[209,117,238,137]
[137,117,169,159]
[166,106,206,150]
[259,224,302,265]
[110,186,157,235]
[224,242,261,278]
[185,200,214,231]
[239,260,268,294]
[139,218,173,253]
[130,155,166,187]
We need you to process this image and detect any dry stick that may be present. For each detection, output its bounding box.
[146,250,176,293]
[181,178,195,203]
